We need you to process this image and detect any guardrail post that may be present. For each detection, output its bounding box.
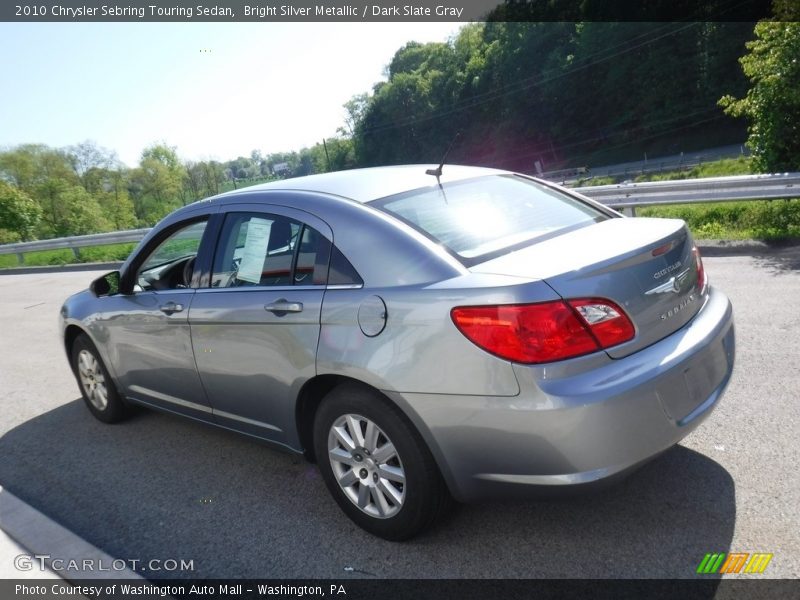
[16,253,24,265]
[621,207,636,217]
[71,247,81,260]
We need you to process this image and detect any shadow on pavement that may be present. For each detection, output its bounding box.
[0,400,735,583]
[752,245,800,272]
[700,241,800,273]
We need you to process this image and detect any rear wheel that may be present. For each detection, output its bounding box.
[313,384,451,540]
[71,334,129,423]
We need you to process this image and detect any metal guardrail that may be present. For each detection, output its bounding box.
[1,173,798,266]
[0,228,151,265]
[574,173,800,213]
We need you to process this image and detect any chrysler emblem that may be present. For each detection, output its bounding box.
[646,268,690,295]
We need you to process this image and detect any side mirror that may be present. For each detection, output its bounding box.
[90,271,121,297]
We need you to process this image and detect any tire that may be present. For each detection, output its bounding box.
[71,333,129,424]
[313,384,452,540]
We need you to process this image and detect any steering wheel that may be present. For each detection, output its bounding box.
[182,256,197,287]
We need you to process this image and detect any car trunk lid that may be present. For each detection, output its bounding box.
[470,217,705,358]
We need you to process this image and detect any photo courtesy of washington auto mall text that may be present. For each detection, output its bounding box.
[14,583,348,598]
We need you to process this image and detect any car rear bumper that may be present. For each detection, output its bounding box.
[388,286,735,502]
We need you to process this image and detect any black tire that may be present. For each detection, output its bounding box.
[71,333,129,424]
[313,384,452,540]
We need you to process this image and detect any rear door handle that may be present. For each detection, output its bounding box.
[159,301,184,314]
[264,300,303,314]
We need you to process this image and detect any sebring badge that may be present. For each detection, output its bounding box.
[660,294,697,320]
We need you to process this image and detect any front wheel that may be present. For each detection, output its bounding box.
[71,334,129,424]
[313,384,452,540]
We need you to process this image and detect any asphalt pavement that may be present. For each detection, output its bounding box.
[0,247,798,579]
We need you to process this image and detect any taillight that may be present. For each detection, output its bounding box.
[692,245,707,292]
[451,298,635,364]
[568,299,636,348]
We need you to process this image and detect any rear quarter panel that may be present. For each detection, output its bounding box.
[317,274,563,396]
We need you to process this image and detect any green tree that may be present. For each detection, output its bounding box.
[720,15,800,172]
[57,185,111,235]
[340,93,369,137]
[0,181,41,241]
[95,169,137,231]
[69,143,137,231]
[34,179,109,237]
[0,144,111,238]
[0,144,79,195]
[350,21,754,170]
[129,143,186,223]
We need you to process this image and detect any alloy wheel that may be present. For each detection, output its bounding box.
[327,413,406,518]
[77,349,108,411]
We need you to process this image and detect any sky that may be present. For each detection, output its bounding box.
[0,22,461,166]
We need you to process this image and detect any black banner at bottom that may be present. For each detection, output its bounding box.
[3,579,799,600]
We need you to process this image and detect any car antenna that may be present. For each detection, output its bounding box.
[426,131,461,180]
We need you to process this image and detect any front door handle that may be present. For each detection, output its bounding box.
[159,301,184,314]
[264,299,304,314]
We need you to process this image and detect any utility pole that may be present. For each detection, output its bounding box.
[322,138,331,171]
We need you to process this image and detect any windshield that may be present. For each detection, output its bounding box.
[372,175,609,262]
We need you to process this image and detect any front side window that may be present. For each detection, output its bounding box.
[135,219,208,291]
[372,175,608,263]
[210,213,329,288]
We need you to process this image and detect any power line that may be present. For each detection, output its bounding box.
[357,21,704,137]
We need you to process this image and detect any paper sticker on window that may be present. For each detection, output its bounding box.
[236,217,272,283]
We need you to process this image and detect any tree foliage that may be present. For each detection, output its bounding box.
[720,10,800,171]
[0,181,41,242]
[0,144,110,238]
[351,22,755,170]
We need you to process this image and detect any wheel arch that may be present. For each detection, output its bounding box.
[294,374,460,499]
[64,323,88,361]
[63,323,121,385]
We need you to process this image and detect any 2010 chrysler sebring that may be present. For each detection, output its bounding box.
[60,165,735,540]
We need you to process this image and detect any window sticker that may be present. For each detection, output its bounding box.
[236,217,272,284]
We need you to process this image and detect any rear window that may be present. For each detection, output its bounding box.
[372,175,608,262]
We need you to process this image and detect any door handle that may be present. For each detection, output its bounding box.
[159,301,184,314]
[264,300,304,314]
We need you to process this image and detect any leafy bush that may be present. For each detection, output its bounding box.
[640,199,800,240]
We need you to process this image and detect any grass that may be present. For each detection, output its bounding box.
[0,242,137,269]
[576,157,754,187]
[639,199,800,241]
[634,157,800,240]
[634,156,754,182]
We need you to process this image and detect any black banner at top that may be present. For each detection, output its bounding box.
[0,0,783,23]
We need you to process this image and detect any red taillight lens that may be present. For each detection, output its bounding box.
[451,299,635,364]
[692,245,707,292]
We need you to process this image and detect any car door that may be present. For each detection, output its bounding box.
[103,214,216,420]
[188,204,333,448]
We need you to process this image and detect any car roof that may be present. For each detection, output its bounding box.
[223,164,508,204]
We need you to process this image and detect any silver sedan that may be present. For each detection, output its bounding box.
[60,165,735,540]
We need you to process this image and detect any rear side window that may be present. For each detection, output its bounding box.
[372,175,608,262]
[211,213,327,288]
[328,246,363,286]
